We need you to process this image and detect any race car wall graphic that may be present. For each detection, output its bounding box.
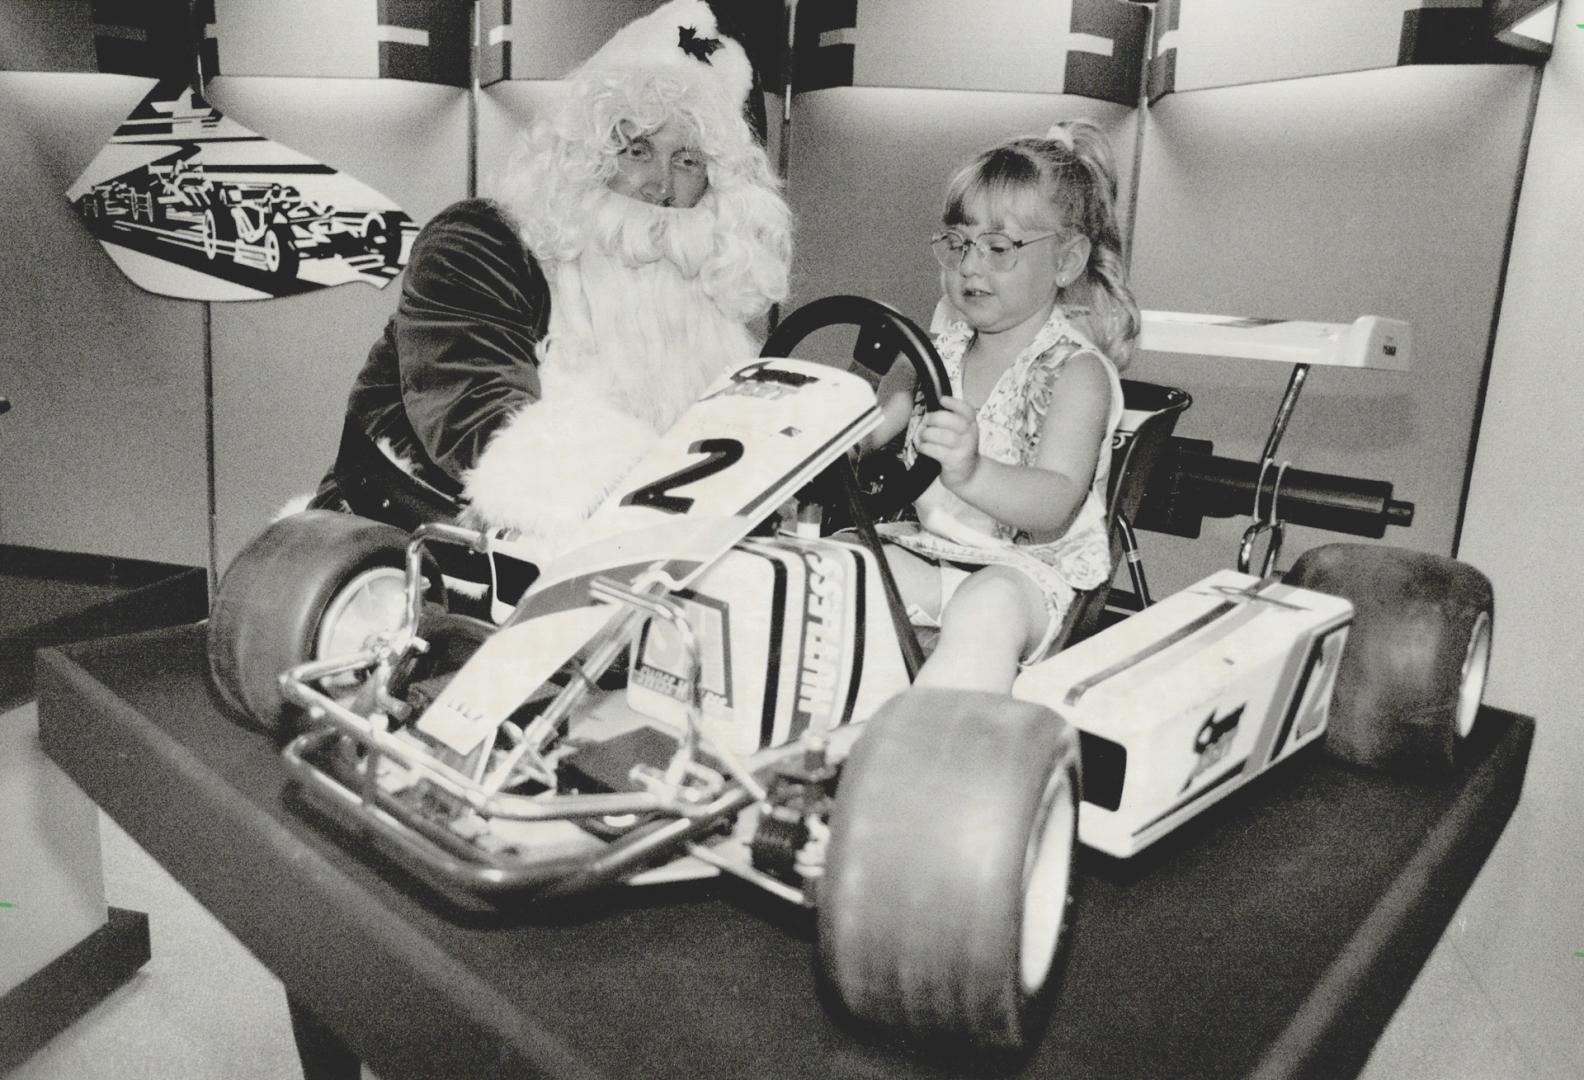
[66,79,418,302]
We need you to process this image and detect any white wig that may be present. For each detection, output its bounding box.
[493,60,790,323]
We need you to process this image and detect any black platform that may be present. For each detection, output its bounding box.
[37,623,1532,1080]
[0,548,206,708]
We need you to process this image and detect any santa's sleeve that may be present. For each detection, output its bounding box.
[393,200,549,485]
[459,366,659,558]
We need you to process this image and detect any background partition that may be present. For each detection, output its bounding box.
[0,2,1577,1077]
[1,0,1545,586]
[204,76,468,570]
[0,71,209,568]
[1123,63,1536,595]
[785,90,1138,320]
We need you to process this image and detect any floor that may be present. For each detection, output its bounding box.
[5,705,309,1080]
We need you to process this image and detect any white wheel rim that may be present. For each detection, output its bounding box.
[1456,609,1492,740]
[1019,768,1076,994]
[203,212,218,258]
[264,231,281,272]
[315,567,407,696]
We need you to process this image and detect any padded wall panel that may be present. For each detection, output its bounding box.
[1147,0,1544,100]
[0,1,98,72]
[1462,7,1584,719]
[793,0,1149,104]
[0,72,208,566]
[785,89,1138,331]
[1126,64,1535,597]
[481,0,649,83]
[1410,12,1581,1078]
[205,77,468,572]
[205,0,472,86]
[476,80,562,198]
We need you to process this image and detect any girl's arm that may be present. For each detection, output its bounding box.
[915,351,1112,536]
[857,354,919,453]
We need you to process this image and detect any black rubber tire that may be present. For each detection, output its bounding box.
[817,688,1080,1064]
[207,511,415,738]
[1283,543,1494,778]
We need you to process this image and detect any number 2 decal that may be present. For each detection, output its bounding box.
[620,438,745,515]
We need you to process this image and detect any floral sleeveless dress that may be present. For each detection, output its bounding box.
[876,306,1124,640]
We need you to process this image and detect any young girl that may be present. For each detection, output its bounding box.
[866,121,1141,693]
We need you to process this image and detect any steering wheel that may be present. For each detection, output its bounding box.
[760,295,951,519]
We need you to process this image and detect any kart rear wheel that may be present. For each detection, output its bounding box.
[207,510,422,738]
[817,688,1080,1064]
[1283,543,1494,778]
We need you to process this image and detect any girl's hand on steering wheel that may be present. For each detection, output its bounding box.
[914,396,980,490]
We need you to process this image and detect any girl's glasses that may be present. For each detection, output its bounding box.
[929,230,1061,272]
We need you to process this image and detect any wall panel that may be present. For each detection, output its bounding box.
[785,88,1139,330]
[477,80,562,198]
[1127,64,1535,596]
[205,76,468,571]
[0,72,207,566]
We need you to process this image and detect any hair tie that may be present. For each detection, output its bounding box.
[1045,123,1075,151]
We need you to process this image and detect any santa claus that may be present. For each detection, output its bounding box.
[311,0,791,560]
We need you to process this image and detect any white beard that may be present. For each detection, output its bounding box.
[460,190,760,561]
[537,190,759,431]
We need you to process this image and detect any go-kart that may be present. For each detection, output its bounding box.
[206,296,1494,1064]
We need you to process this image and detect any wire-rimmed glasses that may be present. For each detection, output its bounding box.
[929,230,1061,272]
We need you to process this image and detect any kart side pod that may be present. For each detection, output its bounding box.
[1015,569,1353,858]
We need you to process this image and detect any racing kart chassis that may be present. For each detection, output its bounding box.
[276,521,803,902]
[207,296,1494,1064]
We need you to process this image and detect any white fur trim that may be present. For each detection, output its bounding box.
[376,436,417,476]
[272,494,314,522]
[460,366,659,562]
[442,575,489,600]
[579,0,752,110]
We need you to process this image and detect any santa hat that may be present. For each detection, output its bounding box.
[572,0,766,143]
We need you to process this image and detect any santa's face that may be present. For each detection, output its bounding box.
[607,119,709,209]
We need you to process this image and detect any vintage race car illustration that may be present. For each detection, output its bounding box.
[77,158,415,281]
[206,297,1493,1061]
[67,80,418,299]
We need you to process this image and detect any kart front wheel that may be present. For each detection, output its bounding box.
[817,689,1080,1064]
[1284,543,1494,778]
[207,510,420,738]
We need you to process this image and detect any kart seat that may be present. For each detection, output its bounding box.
[328,417,495,593]
[1051,379,1192,649]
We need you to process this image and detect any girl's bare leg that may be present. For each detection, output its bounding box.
[914,565,1048,693]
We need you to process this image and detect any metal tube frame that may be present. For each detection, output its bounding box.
[1237,362,1308,574]
[275,527,799,899]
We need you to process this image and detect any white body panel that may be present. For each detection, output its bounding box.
[1015,570,1352,857]
[1140,311,1411,372]
[626,534,909,757]
[412,357,882,755]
